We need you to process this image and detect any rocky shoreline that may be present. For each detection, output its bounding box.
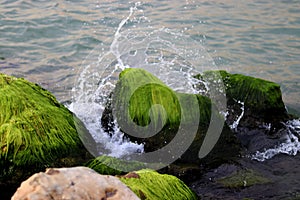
[1,69,298,199]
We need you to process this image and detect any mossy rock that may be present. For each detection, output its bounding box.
[85,156,124,176]
[102,68,240,168]
[217,169,271,189]
[119,169,198,200]
[197,70,289,128]
[202,70,286,112]
[109,68,213,146]
[112,68,199,134]
[85,155,154,175]
[104,68,200,150]
[0,73,93,190]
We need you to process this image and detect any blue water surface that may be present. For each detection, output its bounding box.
[0,0,299,110]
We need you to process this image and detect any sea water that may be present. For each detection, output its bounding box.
[1,0,299,159]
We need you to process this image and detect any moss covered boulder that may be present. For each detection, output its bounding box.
[193,70,296,154]
[119,169,198,200]
[198,70,289,129]
[101,68,240,169]
[111,68,210,150]
[111,68,194,136]
[0,73,94,196]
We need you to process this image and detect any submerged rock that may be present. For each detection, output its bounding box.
[188,161,275,199]
[12,167,139,200]
[217,168,271,189]
[119,169,198,200]
[0,73,94,197]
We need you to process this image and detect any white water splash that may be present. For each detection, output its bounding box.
[70,3,145,157]
[229,100,245,131]
[70,2,223,158]
[251,119,300,162]
[110,3,137,70]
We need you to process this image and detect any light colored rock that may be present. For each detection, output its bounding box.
[12,167,140,200]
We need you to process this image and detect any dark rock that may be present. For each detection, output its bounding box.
[235,126,288,154]
[216,168,271,188]
[158,163,204,183]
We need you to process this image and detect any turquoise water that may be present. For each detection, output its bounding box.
[1,0,299,111]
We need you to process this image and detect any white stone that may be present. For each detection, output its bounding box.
[12,166,140,200]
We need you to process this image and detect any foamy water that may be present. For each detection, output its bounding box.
[251,119,300,162]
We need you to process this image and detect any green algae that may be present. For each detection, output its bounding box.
[120,169,198,200]
[200,70,287,118]
[85,155,154,175]
[112,68,212,136]
[85,156,124,175]
[217,169,271,189]
[105,68,240,166]
[0,73,91,176]
[218,70,284,110]
[113,68,182,133]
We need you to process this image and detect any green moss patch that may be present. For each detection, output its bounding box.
[115,68,212,127]
[113,68,182,133]
[0,73,91,179]
[201,70,287,120]
[85,155,152,175]
[85,156,124,175]
[217,169,271,189]
[120,169,198,200]
[111,68,212,140]
[218,70,285,111]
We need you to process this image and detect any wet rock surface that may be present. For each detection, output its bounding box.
[189,154,300,200]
